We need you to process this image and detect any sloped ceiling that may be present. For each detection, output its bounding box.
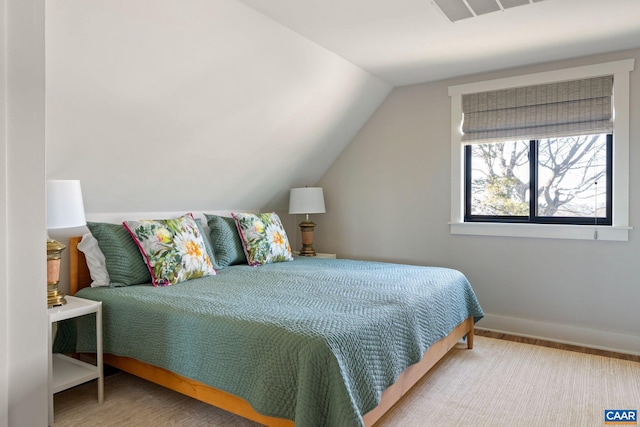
[238,0,640,86]
[46,0,640,215]
[45,0,391,214]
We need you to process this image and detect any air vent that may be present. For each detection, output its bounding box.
[432,0,545,22]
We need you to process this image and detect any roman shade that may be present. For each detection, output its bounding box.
[461,76,613,144]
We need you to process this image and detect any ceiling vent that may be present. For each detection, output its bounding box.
[432,0,546,22]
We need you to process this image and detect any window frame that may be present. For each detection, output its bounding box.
[448,59,634,241]
[464,134,613,226]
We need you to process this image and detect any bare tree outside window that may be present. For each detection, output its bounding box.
[469,141,529,216]
[537,135,607,217]
[468,134,609,221]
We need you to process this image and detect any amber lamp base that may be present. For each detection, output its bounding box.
[47,239,67,308]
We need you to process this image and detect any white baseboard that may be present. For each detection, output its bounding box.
[476,313,640,357]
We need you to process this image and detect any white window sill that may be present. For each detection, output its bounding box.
[450,222,630,241]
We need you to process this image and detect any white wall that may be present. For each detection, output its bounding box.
[0,2,7,423]
[45,0,391,215]
[315,49,640,355]
[2,0,49,425]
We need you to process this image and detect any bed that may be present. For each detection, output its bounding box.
[64,233,483,427]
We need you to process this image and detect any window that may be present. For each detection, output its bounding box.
[465,134,612,225]
[448,59,634,241]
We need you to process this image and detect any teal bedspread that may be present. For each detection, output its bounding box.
[66,257,483,426]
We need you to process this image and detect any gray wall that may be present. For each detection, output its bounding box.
[315,49,640,354]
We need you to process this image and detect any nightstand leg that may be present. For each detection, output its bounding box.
[48,321,54,426]
[96,303,104,403]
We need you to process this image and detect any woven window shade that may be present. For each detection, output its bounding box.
[461,76,613,144]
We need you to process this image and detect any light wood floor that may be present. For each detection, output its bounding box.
[475,329,640,363]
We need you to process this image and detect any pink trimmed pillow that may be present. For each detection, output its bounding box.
[123,213,216,286]
[232,212,293,266]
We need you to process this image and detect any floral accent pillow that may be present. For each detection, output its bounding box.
[232,212,293,266]
[123,213,216,286]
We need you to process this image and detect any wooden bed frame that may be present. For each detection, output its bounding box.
[69,236,474,426]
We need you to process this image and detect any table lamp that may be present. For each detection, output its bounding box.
[46,180,86,307]
[289,187,326,256]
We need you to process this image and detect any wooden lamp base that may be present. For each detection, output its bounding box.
[298,220,317,256]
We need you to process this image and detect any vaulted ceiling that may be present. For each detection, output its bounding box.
[45,0,640,215]
[45,0,391,213]
[238,0,640,86]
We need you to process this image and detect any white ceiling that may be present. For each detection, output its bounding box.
[238,0,640,86]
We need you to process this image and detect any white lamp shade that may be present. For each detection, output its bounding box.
[289,187,326,214]
[46,180,87,229]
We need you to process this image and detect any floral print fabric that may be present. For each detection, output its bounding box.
[232,212,293,266]
[123,213,216,286]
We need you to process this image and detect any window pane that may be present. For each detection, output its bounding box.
[536,134,608,218]
[469,141,530,216]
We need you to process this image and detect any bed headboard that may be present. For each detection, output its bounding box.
[69,236,92,295]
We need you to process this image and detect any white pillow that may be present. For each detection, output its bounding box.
[77,232,110,287]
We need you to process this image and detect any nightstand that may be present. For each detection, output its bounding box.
[48,295,103,426]
[293,251,337,259]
